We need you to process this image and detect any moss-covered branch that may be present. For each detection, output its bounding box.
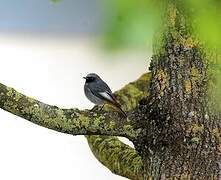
[87,136,144,180]
[86,73,150,179]
[0,73,150,179]
[0,73,150,140]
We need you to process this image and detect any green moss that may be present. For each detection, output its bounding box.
[191,137,201,144]
[121,84,143,110]
[95,114,105,124]
[124,125,141,139]
[89,115,104,132]
[126,84,143,98]
[78,115,90,128]
[138,73,150,82]
[27,97,36,103]
[6,87,14,97]
[0,68,148,179]
[13,92,22,101]
[104,120,116,132]
[86,135,143,179]
[102,104,111,111]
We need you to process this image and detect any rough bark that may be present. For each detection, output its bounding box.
[133,1,221,179]
[0,1,221,180]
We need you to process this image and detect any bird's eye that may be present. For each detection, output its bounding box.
[86,77,95,83]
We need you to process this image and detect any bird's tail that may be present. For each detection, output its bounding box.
[109,100,127,118]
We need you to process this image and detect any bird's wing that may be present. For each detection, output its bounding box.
[90,83,127,117]
[90,88,114,103]
[89,82,114,103]
[98,91,115,103]
[97,90,127,117]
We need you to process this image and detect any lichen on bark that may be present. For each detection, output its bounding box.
[133,1,221,179]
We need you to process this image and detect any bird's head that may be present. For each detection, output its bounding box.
[83,73,100,83]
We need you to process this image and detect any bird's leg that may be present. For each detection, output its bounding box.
[99,105,104,111]
[90,106,97,112]
[90,105,104,112]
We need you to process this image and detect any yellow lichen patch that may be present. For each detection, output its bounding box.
[14,92,22,102]
[180,174,191,180]
[184,80,192,93]
[156,69,168,96]
[177,73,182,80]
[190,66,200,81]
[171,31,178,40]
[212,128,221,154]
[6,87,14,97]
[191,137,201,144]
[186,123,204,135]
[168,4,177,27]
[181,37,197,49]
[192,123,204,134]
[27,97,36,103]
[218,144,221,153]
[213,128,221,142]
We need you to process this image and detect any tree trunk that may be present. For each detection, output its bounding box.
[133,1,221,179]
[0,1,220,180]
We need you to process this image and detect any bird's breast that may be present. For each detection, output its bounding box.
[84,84,104,105]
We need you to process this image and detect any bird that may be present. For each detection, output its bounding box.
[83,73,127,117]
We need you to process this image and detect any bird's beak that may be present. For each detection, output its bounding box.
[83,77,87,80]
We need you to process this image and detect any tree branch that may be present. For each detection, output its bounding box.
[0,73,150,140]
[87,136,144,180]
[86,73,150,179]
[0,73,150,179]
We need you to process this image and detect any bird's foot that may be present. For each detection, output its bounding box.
[90,105,104,112]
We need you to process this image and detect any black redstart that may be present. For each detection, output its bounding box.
[84,73,127,117]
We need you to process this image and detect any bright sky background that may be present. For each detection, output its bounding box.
[0,1,151,179]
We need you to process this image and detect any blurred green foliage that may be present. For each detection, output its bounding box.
[101,0,221,49]
[101,0,161,49]
[184,0,221,48]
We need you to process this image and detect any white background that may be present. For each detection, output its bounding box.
[0,34,150,180]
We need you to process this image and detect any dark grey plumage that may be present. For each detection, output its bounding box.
[84,73,127,117]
